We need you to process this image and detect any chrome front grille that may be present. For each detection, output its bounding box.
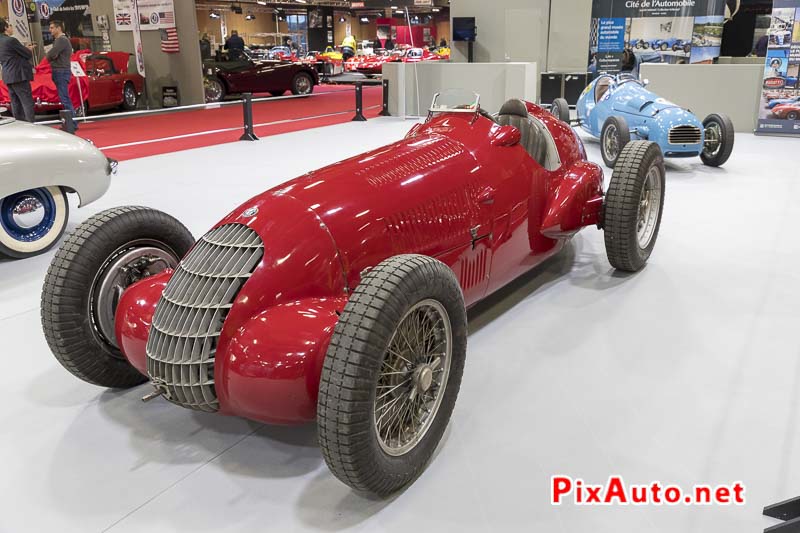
[668,125,702,145]
[145,224,264,412]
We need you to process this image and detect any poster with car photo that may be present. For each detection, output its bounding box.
[588,0,727,75]
[756,0,800,135]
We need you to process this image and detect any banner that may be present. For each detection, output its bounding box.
[756,0,800,136]
[131,0,146,77]
[8,0,34,44]
[113,0,175,32]
[589,0,727,75]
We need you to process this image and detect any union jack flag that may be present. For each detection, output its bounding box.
[161,27,180,54]
[116,13,132,26]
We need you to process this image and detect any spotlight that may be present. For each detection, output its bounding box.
[209,10,220,19]
[339,16,346,23]
[246,12,255,20]
[360,17,369,23]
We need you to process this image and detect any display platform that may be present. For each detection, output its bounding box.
[1,117,798,532]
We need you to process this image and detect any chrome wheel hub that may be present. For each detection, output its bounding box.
[636,166,663,249]
[124,86,136,107]
[374,299,452,457]
[704,123,722,157]
[11,195,45,229]
[296,77,311,94]
[91,244,178,349]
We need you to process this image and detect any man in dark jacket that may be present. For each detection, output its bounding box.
[225,30,245,60]
[0,19,35,122]
[45,20,75,116]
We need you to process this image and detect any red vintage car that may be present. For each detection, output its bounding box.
[0,50,143,115]
[42,91,666,496]
[357,47,445,77]
[772,102,800,120]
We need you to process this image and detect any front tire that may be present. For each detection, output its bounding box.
[204,77,226,103]
[700,113,734,167]
[41,206,194,388]
[317,255,467,496]
[550,97,570,123]
[603,141,666,272]
[787,110,799,120]
[600,116,631,168]
[0,186,68,259]
[291,72,314,96]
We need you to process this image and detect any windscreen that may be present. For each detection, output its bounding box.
[429,89,481,115]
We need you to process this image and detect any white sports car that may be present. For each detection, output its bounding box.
[0,115,114,259]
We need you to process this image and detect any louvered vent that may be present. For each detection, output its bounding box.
[668,125,702,145]
[145,224,264,412]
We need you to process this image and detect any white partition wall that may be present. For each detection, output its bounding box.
[383,62,538,118]
[639,64,764,133]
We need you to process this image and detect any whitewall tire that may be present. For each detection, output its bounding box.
[0,186,69,259]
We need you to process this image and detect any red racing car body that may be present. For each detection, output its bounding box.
[44,91,666,496]
[0,50,143,115]
[357,47,445,76]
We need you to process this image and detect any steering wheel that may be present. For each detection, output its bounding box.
[478,107,497,123]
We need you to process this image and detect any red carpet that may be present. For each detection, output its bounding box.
[71,85,382,161]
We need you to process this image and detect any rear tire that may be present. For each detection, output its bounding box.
[700,113,734,167]
[318,255,467,496]
[0,186,68,259]
[121,82,138,111]
[600,116,631,168]
[603,141,666,272]
[550,98,570,123]
[41,206,194,388]
[787,110,799,120]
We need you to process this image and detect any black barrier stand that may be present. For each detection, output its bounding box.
[352,82,367,122]
[239,93,259,141]
[765,497,800,532]
[59,110,76,134]
[380,79,391,117]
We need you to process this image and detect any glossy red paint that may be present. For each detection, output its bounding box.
[115,100,606,424]
[772,102,800,120]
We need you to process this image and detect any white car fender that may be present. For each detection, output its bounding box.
[0,119,112,207]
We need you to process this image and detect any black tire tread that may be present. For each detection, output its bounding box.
[551,98,570,123]
[41,206,194,388]
[603,141,665,272]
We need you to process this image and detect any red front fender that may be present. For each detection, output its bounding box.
[541,161,605,239]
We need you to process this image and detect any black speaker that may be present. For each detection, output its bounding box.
[564,73,589,105]
[540,73,563,106]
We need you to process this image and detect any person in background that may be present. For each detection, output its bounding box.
[341,34,356,62]
[199,33,211,60]
[46,20,75,118]
[225,30,245,60]
[285,37,298,56]
[439,37,447,48]
[0,19,35,122]
[753,35,768,57]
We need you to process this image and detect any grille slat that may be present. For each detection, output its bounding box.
[146,224,264,412]
[668,125,702,145]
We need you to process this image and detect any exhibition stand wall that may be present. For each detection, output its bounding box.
[639,64,763,133]
[383,61,538,117]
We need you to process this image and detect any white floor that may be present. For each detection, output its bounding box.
[1,118,799,533]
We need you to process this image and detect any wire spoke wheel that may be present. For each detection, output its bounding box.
[604,124,619,161]
[703,122,722,158]
[636,166,663,249]
[374,299,452,457]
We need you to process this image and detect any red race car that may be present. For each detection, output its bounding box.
[42,90,666,496]
[357,47,445,77]
[0,50,143,116]
[772,102,800,120]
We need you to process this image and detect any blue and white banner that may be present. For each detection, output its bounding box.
[8,0,33,44]
[756,0,800,136]
[589,0,727,75]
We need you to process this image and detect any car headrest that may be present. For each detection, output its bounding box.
[498,99,529,118]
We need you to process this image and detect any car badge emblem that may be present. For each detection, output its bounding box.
[242,207,259,218]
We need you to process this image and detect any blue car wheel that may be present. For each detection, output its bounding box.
[0,186,69,259]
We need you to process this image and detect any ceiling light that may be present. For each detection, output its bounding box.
[209,10,220,19]
[339,16,346,23]
[246,12,255,20]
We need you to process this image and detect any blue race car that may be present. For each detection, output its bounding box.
[567,73,734,168]
[766,95,800,110]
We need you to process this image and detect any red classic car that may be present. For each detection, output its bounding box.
[357,47,445,77]
[772,102,800,120]
[0,50,143,115]
[204,51,319,102]
[42,91,666,496]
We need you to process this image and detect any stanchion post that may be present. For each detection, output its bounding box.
[352,82,367,122]
[59,110,76,134]
[380,79,391,117]
[239,93,259,141]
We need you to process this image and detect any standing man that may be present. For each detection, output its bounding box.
[0,19,35,122]
[45,20,75,117]
[225,30,245,60]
